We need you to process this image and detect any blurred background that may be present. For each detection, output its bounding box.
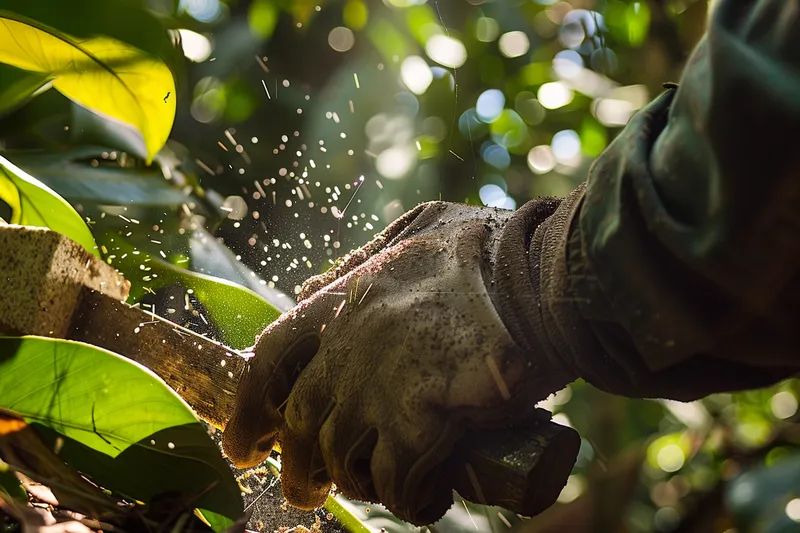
[0,0,797,531]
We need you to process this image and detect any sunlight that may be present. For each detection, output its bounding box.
[425,34,467,69]
[178,29,213,62]
[498,31,530,58]
[538,81,574,109]
[401,55,433,95]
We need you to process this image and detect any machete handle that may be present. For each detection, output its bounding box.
[455,415,580,516]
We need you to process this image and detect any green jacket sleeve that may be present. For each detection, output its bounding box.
[527,0,800,400]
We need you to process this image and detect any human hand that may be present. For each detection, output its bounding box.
[222,200,575,524]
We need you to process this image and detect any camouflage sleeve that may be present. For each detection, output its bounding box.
[527,0,800,400]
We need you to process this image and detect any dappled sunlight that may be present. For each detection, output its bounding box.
[425,34,467,69]
[1,0,797,532]
[177,29,213,62]
[538,81,574,109]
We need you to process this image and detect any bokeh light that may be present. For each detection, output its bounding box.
[498,31,530,58]
[787,499,800,522]
[328,26,356,52]
[481,143,510,169]
[490,110,530,150]
[657,444,685,473]
[476,89,505,123]
[425,34,467,68]
[384,0,426,6]
[222,196,248,220]
[376,145,416,179]
[179,0,221,23]
[475,17,499,42]
[551,129,581,163]
[177,29,213,62]
[654,507,680,531]
[515,91,546,125]
[770,391,798,419]
[591,47,619,73]
[593,99,636,126]
[553,49,584,79]
[527,145,556,174]
[458,108,487,139]
[479,184,515,209]
[538,81,574,109]
[190,76,224,123]
[400,56,433,95]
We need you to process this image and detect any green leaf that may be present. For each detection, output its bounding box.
[0,15,176,162]
[0,0,177,64]
[7,148,190,206]
[0,336,243,527]
[195,509,236,532]
[0,63,50,116]
[110,236,282,349]
[0,155,99,257]
[188,228,293,315]
[326,495,373,533]
[0,336,194,458]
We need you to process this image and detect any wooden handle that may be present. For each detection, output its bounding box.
[69,289,242,431]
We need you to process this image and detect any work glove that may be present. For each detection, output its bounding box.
[222,199,577,524]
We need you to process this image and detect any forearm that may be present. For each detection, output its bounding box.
[522,0,800,399]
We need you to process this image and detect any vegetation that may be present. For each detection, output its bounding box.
[0,0,797,532]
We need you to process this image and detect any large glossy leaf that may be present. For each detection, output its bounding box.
[0,336,242,528]
[0,155,98,257]
[0,0,176,64]
[110,236,282,349]
[7,148,189,206]
[0,15,176,162]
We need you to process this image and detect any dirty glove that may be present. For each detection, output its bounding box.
[222,199,576,524]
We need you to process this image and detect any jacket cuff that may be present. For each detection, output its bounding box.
[490,195,577,384]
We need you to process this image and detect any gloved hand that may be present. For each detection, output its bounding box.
[222,199,576,524]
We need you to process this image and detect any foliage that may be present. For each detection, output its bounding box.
[0,336,242,529]
[0,0,797,532]
[0,13,175,162]
[110,236,281,349]
[0,155,98,256]
[5,147,190,206]
[0,3,272,530]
